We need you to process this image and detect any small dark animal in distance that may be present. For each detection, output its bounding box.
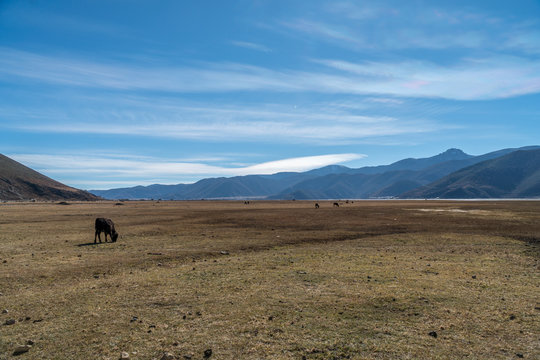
[315,203,320,209]
[94,218,118,243]
[333,202,339,207]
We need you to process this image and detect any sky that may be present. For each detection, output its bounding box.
[1,0,540,190]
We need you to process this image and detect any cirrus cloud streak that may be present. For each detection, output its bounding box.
[1,47,540,100]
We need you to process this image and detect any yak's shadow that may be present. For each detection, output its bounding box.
[77,242,112,247]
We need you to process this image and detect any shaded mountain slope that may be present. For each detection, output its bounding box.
[401,149,540,199]
[0,154,99,201]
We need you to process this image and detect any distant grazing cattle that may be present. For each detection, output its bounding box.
[333,202,339,207]
[94,218,118,243]
[315,203,320,209]
[244,201,250,205]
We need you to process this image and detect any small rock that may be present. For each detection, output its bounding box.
[220,251,229,255]
[130,316,138,323]
[160,353,175,360]
[13,345,32,355]
[2,309,8,314]
[203,349,212,358]
[472,275,477,279]
[120,351,130,359]
[4,319,15,325]
[25,316,31,321]
[509,314,516,320]
[157,263,163,267]
[26,340,35,345]
[183,355,192,360]
[428,331,438,338]
[268,315,274,321]
[93,275,100,279]
[516,354,524,358]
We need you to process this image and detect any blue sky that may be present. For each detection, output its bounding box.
[1,0,539,190]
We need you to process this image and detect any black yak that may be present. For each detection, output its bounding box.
[94,218,118,243]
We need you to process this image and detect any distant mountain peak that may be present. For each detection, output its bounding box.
[431,148,472,161]
[441,148,467,155]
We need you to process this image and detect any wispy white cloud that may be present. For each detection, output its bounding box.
[2,47,540,100]
[364,97,404,105]
[502,29,540,54]
[279,19,367,48]
[13,118,433,143]
[275,1,540,54]
[315,57,540,100]
[231,40,271,52]
[2,94,444,143]
[238,153,364,174]
[9,152,366,189]
[325,1,386,20]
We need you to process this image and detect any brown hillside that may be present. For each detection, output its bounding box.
[0,154,99,201]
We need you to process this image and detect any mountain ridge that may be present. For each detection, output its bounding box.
[90,146,540,200]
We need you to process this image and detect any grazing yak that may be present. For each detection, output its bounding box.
[333,202,340,207]
[315,203,320,209]
[94,218,118,243]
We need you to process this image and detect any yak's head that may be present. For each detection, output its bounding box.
[112,231,119,242]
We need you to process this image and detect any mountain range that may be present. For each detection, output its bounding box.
[89,146,540,200]
[0,154,99,201]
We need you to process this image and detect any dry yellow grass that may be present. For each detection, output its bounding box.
[0,200,538,359]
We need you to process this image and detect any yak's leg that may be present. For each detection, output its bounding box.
[95,230,99,243]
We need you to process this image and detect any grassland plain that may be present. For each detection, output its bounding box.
[0,200,538,359]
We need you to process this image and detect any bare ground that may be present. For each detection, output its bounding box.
[0,200,538,359]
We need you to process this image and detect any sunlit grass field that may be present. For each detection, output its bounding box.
[0,200,538,359]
